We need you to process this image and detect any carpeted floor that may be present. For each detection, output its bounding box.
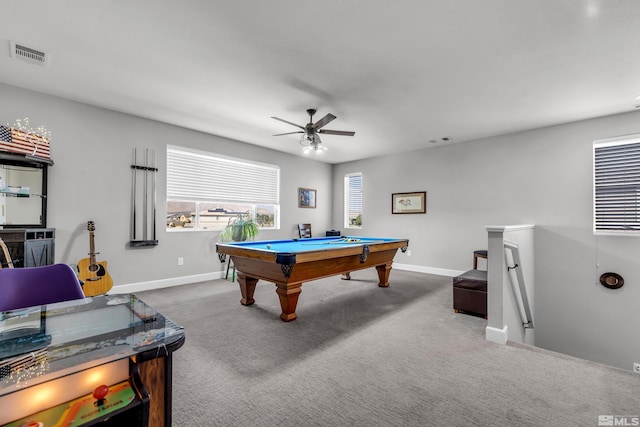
[138,269,639,426]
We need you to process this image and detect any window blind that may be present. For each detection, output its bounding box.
[167,146,279,204]
[344,173,362,227]
[594,135,640,234]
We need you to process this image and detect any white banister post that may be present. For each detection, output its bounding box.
[485,225,535,345]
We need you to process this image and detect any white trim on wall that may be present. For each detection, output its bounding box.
[393,262,465,278]
[486,325,508,345]
[111,271,223,294]
[112,262,463,295]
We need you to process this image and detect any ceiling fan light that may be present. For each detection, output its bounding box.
[300,132,322,144]
[300,133,327,153]
[301,139,328,153]
[300,133,313,147]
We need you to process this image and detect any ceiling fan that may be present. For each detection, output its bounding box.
[271,109,355,153]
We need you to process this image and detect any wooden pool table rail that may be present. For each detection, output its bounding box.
[216,239,408,321]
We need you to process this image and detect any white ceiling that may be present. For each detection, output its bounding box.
[1,1,640,164]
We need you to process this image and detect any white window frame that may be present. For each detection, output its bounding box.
[593,134,640,235]
[167,145,280,231]
[344,172,363,229]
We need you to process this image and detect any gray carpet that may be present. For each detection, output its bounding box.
[138,269,639,426]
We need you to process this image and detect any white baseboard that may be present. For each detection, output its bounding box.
[110,271,224,294]
[110,263,463,295]
[486,325,509,345]
[393,262,465,278]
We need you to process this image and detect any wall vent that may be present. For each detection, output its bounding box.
[9,41,49,67]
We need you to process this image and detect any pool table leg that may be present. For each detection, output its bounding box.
[237,273,258,306]
[275,283,302,322]
[376,263,392,287]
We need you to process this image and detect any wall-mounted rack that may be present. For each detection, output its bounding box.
[130,148,158,247]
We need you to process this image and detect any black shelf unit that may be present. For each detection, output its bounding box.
[0,152,51,229]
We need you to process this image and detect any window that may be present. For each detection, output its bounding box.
[166,146,280,231]
[594,134,640,234]
[344,172,362,228]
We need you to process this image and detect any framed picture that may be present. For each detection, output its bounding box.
[299,188,316,208]
[392,191,426,214]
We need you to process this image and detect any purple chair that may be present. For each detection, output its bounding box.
[0,264,85,312]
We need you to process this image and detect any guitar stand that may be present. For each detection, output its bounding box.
[130,148,159,248]
[0,237,14,269]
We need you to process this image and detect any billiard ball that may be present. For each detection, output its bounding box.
[266,244,271,249]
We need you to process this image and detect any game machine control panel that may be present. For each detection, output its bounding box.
[0,295,185,427]
[4,360,150,427]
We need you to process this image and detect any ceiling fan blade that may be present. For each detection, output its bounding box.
[318,129,356,136]
[313,113,336,130]
[271,116,305,130]
[273,131,304,136]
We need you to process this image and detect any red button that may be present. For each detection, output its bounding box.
[93,384,109,400]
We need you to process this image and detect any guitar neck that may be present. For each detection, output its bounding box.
[89,231,97,264]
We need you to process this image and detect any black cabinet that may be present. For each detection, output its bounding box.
[0,150,53,267]
[0,228,55,267]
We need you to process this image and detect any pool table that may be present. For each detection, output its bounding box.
[216,236,409,321]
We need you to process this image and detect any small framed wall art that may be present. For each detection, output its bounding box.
[299,187,317,208]
[392,191,426,214]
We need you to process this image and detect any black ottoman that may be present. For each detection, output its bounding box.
[453,269,487,318]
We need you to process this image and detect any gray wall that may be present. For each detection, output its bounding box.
[0,83,333,286]
[332,110,640,371]
[3,81,640,371]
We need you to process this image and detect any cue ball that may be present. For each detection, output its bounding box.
[266,244,271,249]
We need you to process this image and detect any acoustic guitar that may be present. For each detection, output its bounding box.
[77,221,113,296]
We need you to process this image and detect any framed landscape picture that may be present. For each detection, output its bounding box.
[392,191,426,214]
[299,188,316,208]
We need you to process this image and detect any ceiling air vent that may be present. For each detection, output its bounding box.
[9,41,49,67]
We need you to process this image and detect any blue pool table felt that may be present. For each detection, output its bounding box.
[223,236,401,253]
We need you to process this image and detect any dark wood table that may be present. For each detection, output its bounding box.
[216,236,409,321]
